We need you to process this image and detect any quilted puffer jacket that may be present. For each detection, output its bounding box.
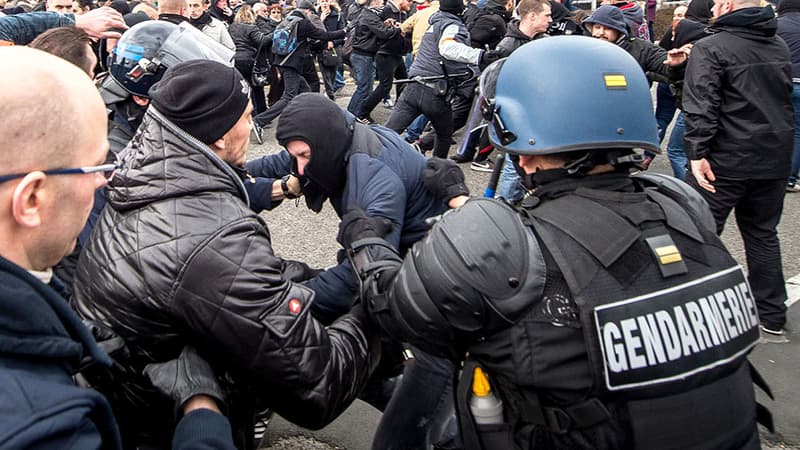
[71,106,378,446]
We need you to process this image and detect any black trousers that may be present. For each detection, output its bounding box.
[685,174,788,329]
[419,91,473,153]
[358,53,406,118]
[386,82,453,158]
[255,66,309,126]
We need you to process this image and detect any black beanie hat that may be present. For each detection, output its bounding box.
[149,60,250,145]
[439,0,464,14]
[779,0,800,14]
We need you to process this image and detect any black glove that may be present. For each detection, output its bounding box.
[479,49,502,71]
[144,346,225,414]
[337,208,393,248]
[423,157,469,201]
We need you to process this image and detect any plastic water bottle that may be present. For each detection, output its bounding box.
[469,367,504,425]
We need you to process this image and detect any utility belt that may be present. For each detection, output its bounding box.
[457,358,772,450]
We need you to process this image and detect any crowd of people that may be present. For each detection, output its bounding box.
[0,0,796,447]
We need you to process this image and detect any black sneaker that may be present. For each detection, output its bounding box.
[252,121,263,145]
[760,324,785,336]
[450,153,471,163]
[471,159,494,173]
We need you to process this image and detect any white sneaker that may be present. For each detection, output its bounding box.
[382,98,395,109]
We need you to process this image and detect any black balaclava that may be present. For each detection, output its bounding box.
[276,93,354,212]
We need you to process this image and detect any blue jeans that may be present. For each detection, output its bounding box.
[347,53,375,116]
[404,115,428,142]
[496,156,523,202]
[666,111,687,180]
[371,348,457,450]
[655,83,677,143]
[790,83,800,184]
[334,65,345,91]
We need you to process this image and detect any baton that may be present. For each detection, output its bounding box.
[393,72,471,85]
[483,153,506,198]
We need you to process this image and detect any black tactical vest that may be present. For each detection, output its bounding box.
[463,175,761,450]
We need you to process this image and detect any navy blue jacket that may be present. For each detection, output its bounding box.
[0,256,237,449]
[777,10,800,78]
[246,118,448,322]
[0,255,122,449]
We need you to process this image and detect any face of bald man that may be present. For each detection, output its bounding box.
[0,47,109,270]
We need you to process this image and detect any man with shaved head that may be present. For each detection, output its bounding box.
[0,47,235,449]
[158,0,189,22]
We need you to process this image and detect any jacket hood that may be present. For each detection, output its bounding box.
[674,18,712,47]
[0,256,111,369]
[107,106,249,212]
[712,6,777,38]
[275,93,353,212]
[686,0,713,23]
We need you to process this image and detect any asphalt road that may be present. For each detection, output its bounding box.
[248,86,800,449]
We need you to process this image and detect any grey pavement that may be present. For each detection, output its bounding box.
[249,86,800,449]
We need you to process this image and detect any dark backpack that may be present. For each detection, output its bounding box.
[272,14,304,56]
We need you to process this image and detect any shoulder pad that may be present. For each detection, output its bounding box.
[420,198,545,326]
[633,172,717,232]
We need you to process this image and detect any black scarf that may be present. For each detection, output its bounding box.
[190,11,213,29]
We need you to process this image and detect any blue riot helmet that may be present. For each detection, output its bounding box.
[481,36,659,158]
[110,21,235,98]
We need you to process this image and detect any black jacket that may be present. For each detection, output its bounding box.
[72,106,378,444]
[352,6,400,55]
[322,7,346,46]
[274,9,346,69]
[229,21,272,62]
[683,6,793,178]
[496,19,543,57]
[378,0,410,55]
[616,34,681,82]
[777,10,800,78]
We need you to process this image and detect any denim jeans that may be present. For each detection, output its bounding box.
[496,156,523,202]
[790,83,800,184]
[334,65,345,91]
[347,52,375,116]
[404,115,428,142]
[655,83,677,143]
[666,111,687,180]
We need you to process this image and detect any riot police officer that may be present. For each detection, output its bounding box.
[341,36,768,449]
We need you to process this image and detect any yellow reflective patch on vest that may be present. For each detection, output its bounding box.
[604,74,627,89]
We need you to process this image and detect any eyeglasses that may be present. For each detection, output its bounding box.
[0,161,121,184]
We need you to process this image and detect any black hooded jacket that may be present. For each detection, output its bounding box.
[683,6,793,178]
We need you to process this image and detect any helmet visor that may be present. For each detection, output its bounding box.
[157,22,235,68]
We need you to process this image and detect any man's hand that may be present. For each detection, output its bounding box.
[665,43,692,66]
[422,157,469,202]
[337,208,393,248]
[479,49,502,71]
[75,6,127,40]
[691,158,716,193]
[144,346,225,415]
